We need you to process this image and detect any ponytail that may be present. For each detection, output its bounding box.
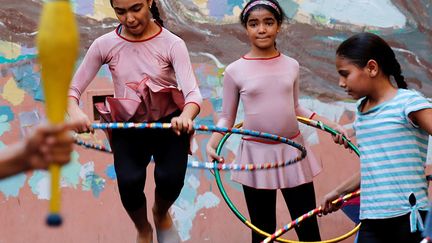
[337,32,408,89]
[391,58,407,89]
[150,1,164,27]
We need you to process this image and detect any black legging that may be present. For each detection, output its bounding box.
[111,111,190,212]
[243,182,321,243]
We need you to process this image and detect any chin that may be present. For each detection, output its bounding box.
[255,44,274,49]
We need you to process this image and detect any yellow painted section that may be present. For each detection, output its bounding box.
[1,77,25,106]
[0,41,21,59]
[91,0,116,20]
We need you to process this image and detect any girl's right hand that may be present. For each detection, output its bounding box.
[68,105,94,134]
[206,144,224,164]
[320,190,343,216]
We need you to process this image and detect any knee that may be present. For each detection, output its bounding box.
[117,176,146,211]
[155,179,184,202]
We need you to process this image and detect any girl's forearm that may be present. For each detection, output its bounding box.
[335,172,361,195]
[180,103,200,120]
[0,142,29,179]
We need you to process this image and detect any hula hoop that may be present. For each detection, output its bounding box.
[74,137,112,153]
[83,122,307,171]
[213,117,361,243]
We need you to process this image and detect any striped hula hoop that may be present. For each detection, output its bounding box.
[74,122,307,171]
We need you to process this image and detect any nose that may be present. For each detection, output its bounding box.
[258,23,266,33]
[339,78,346,88]
[126,12,135,23]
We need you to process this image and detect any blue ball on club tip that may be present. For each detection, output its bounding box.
[46,214,63,226]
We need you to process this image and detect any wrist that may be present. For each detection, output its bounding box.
[16,142,32,171]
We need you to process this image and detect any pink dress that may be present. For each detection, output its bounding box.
[217,53,322,189]
[69,24,202,122]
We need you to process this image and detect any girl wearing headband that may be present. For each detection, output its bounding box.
[206,0,347,242]
[68,0,202,242]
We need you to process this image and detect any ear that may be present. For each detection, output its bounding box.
[366,59,379,78]
[148,0,153,8]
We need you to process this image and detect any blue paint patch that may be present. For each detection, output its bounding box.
[0,122,11,136]
[227,0,244,13]
[10,63,44,101]
[195,115,215,127]
[98,65,113,79]
[20,46,37,56]
[75,0,94,16]
[209,98,223,113]
[279,0,299,19]
[0,106,14,122]
[224,171,242,192]
[0,54,37,64]
[208,0,228,20]
[82,172,106,197]
[28,171,49,199]
[105,164,117,180]
[61,157,82,189]
[0,173,27,199]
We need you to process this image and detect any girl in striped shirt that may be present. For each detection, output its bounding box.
[321,32,432,243]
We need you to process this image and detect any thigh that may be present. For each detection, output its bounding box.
[281,182,321,241]
[243,185,277,243]
[152,127,189,202]
[281,182,317,218]
[243,185,277,226]
[152,129,189,182]
[111,129,152,182]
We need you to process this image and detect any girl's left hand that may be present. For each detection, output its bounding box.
[171,116,194,135]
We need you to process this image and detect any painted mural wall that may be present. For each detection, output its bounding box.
[0,0,431,242]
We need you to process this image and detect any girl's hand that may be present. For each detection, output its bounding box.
[25,123,75,170]
[69,109,93,134]
[68,99,93,134]
[206,143,224,164]
[332,124,350,149]
[320,190,343,216]
[171,116,194,136]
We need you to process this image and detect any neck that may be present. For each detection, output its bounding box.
[247,46,279,59]
[366,77,398,105]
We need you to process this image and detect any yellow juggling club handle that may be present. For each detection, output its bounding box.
[36,0,79,226]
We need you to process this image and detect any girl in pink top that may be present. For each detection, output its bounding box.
[68,1,202,242]
[206,1,347,242]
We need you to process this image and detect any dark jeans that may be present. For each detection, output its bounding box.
[357,211,428,243]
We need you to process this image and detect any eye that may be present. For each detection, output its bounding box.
[115,9,126,15]
[265,21,274,26]
[132,6,142,12]
[338,71,349,77]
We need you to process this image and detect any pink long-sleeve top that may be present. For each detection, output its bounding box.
[69,24,202,122]
[217,53,322,189]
